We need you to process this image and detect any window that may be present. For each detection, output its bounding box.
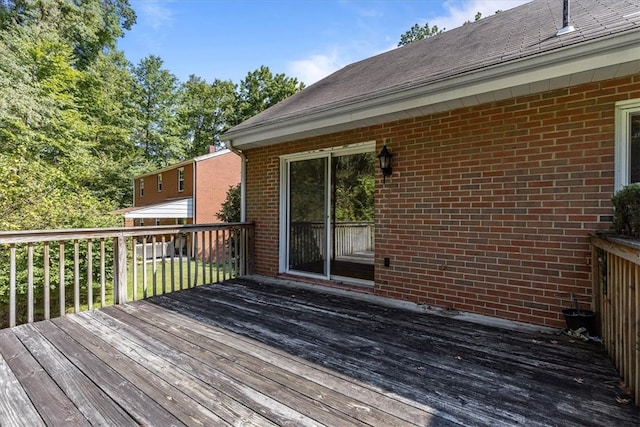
[615,99,640,191]
[178,167,185,192]
[155,218,161,226]
[139,178,144,197]
[157,173,163,192]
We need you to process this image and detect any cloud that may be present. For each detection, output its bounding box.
[287,0,533,86]
[430,0,532,31]
[136,0,174,30]
[288,51,347,86]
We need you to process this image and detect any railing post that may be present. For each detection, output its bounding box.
[114,235,127,305]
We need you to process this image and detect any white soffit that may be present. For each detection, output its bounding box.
[124,198,193,219]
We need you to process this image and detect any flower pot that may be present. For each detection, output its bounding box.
[562,309,596,335]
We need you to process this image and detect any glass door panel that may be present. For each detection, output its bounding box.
[288,157,328,275]
[330,152,375,281]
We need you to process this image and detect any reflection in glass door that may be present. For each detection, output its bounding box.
[288,157,327,275]
[331,153,375,281]
[285,147,375,283]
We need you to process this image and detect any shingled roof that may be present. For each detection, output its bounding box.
[224,0,640,149]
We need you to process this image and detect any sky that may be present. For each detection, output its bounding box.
[117,0,533,86]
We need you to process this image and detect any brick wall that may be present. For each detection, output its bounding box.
[244,74,640,328]
[135,164,193,207]
[194,152,241,224]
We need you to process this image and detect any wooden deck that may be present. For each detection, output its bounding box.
[0,278,638,426]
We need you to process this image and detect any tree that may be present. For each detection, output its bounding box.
[399,11,491,46]
[233,65,304,125]
[178,76,236,157]
[0,0,136,69]
[216,184,241,223]
[398,22,443,46]
[131,55,185,166]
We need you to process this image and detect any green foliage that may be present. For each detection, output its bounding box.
[398,22,443,46]
[401,11,499,46]
[131,55,185,166]
[178,75,236,157]
[216,184,241,223]
[334,153,375,222]
[234,65,305,126]
[612,183,640,238]
[0,0,305,312]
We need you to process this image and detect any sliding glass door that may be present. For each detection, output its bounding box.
[288,157,328,275]
[283,144,374,283]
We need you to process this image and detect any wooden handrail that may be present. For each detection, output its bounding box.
[0,223,254,329]
[591,233,640,405]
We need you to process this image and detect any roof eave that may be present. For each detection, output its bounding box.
[223,30,640,150]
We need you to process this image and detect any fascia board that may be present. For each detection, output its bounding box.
[225,30,640,149]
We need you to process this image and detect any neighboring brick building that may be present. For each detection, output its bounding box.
[223,0,640,329]
[125,148,240,227]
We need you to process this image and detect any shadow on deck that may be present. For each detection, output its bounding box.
[0,277,638,426]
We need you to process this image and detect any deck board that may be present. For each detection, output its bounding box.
[0,277,638,426]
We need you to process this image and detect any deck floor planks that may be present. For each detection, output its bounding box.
[92,306,387,427]
[156,284,542,426]
[109,302,438,427]
[0,342,45,427]
[78,308,322,427]
[66,311,278,427]
[0,277,638,426]
[0,328,89,426]
[12,324,138,427]
[42,318,216,427]
[152,279,640,427]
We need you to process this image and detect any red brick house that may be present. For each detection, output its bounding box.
[126,148,240,227]
[222,0,640,329]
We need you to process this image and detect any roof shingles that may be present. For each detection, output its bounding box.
[227,0,640,136]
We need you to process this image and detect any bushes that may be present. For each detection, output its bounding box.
[612,183,640,238]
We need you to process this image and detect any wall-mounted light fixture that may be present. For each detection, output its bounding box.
[377,144,392,183]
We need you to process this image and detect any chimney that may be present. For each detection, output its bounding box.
[556,0,575,36]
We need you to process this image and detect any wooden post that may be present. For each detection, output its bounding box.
[114,235,127,305]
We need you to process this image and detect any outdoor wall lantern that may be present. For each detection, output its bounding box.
[377,144,393,183]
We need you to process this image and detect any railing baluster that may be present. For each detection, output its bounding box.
[216,229,221,283]
[201,231,206,284]
[178,233,184,291]
[142,236,148,299]
[9,244,16,328]
[161,235,166,295]
[152,236,157,297]
[59,242,65,317]
[44,242,50,320]
[100,238,106,308]
[114,235,127,305]
[131,238,137,301]
[87,239,93,311]
[27,243,33,323]
[74,239,80,313]
[187,233,192,288]
[194,231,199,287]
[170,235,175,292]
[208,230,213,284]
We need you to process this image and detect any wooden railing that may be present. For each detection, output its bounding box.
[0,223,254,329]
[289,221,374,266]
[591,233,639,404]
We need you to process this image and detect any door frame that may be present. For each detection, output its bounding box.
[279,141,376,281]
